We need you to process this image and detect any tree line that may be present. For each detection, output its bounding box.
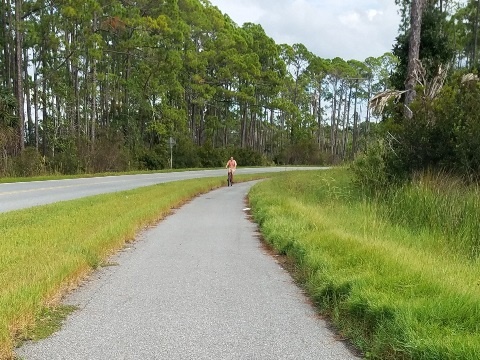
[361,0,480,186]
[1,0,479,177]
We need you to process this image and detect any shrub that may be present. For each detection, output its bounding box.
[88,135,132,173]
[172,137,202,168]
[138,145,168,170]
[381,74,480,182]
[12,147,46,177]
[197,141,226,168]
[350,140,390,195]
[231,147,266,166]
[281,140,326,165]
[49,137,81,175]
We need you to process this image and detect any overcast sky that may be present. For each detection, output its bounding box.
[208,0,401,61]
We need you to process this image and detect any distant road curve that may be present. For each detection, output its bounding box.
[0,167,328,213]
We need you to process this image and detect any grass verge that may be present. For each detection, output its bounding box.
[248,169,480,359]
[0,173,269,359]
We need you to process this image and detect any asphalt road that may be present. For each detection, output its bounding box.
[15,181,360,360]
[0,167,327,213]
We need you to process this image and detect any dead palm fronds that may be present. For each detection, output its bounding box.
[461,73,479,84]
[369,60,449,117]
[369,89,406,116]
[407,59,449,100]
[419,62,450,100]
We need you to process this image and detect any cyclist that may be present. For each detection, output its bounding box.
[226,156,237,184]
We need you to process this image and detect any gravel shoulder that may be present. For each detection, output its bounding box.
[16,181,361,360]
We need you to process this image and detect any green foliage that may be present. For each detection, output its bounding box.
[4,0,447,179]
[0,126,18,176]
[12,148,46,177]
[138,144,169,170]
[391,4,455,91]
[350,140,390,195]
[197,141,227,168]
[87,134,132,173]
[448,80,480,178]
[291,140,325,165]
[231,147,267,166]
[49,137,81,175]
[0,89,16,127]
[172,136,202,168]
[274,140,326,166]
[382,74,480,181]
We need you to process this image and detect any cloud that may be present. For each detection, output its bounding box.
[366,9,382,21]
[209,0,400,61]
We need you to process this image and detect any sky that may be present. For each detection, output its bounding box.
[208,0,402,61]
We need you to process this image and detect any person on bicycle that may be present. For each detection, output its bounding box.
[226,156,237,184]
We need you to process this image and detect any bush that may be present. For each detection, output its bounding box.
[12,147,46,177]
[381,74,480,182]
[138,145,168,170]
[49,138,81,175]
[274,140,326,166]
[172,137,202,168]
[197,141,227,168]
[231,147,267,167]
[87,134,132,173]
[350,140,391,195]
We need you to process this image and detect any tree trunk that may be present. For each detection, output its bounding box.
[365,78,372,145]
[352,80,359,159]
[91,11,98,149]
[335,88,343,156]
[342,86,351,159]
[330,79,337,155]
[240,104,247,148]
[404,0,425,112]
[41,55,48,156]
[24,47,33,145]
[15,0,24,151]
[7,1,15,89]
[1,0,11,87]
[33,63,39,150]
[473,0,480,68]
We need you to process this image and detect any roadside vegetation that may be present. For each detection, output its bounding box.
[0,173,269,359]
[248,168,480,359]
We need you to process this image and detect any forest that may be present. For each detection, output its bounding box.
[1,0,480,180]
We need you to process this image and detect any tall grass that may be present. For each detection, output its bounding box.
[379,172,480,258]
[249,169,480,359]
[0,173,267,359]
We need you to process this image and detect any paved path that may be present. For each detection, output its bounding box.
[16,181,361,360]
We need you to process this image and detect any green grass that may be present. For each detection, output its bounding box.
[378,173,480,259]
[0,172,270,359]
[248,169,480,359]
[22,305,78,342]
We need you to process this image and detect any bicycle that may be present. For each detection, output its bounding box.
[227,168,233,186]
